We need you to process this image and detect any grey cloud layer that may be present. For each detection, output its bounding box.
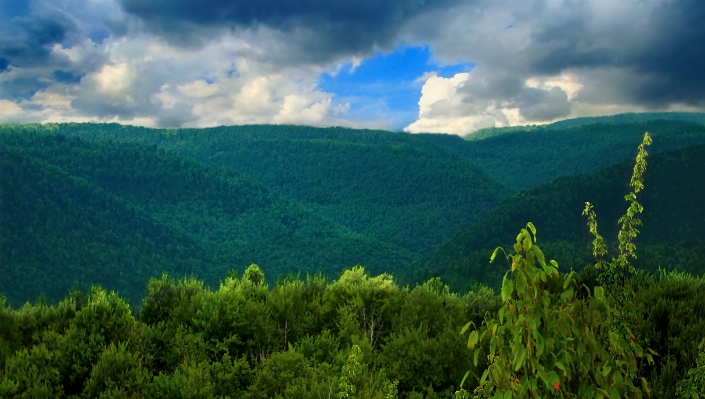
[527,0,705,107]
[1,0,703,129]
[119,0,461,62]
[418,0,705,127]
[0,0,123,99]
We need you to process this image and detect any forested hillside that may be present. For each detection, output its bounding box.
[0,132,415,306]
[466,112,705,141]
[1,122,705,398]
[411,143,705,291]
[0,123,511,255]
[420,119,705,191]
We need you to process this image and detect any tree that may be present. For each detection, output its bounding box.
[583,132,653,308]
[676,338,705,399]
[459,133,658,398]
[459,223,653,398]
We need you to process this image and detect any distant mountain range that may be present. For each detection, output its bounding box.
[2,112,705,305]
[1,133,425,305]
[466,112,705,141]
[418,118,705,192]
[4,123,511,256]
[410,142,705,291]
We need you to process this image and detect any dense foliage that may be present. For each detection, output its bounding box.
[0,132,415,306]
[0,123,511,255]
[0,265,703,398]
[420,119,705,192]
[453,134,704,398]
[461,225,652,398]
[2,119,705,397]
[412,143,705,292]
[0,266,502,398]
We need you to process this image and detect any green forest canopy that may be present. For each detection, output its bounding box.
[0,132,415,306]
[411,143,705,292]
[420,119,705,191]
[0,123,511,256]
[1,119,705,397]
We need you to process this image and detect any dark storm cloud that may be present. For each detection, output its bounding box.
[0,5,79,69]
[0,0,125,100]
[516,87,571,121]
[524,0,705,107]
[120,0,462,61]
[405,0,705,131]
[627,0,705,106]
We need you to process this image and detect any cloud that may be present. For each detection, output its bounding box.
[0,0,385,128]
[0,99,23,118]
[405,71,515,134]
[119,0,463,64]
[7,32,357,128]
[1,0,704,131]
[404,0,705,134]
[0,0,122,100]
[405,68,573,134]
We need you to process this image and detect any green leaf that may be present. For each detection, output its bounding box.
[633,342,643,358]
[536,332,545,357]
[490,247,501,263]
[514,347,527,371]
[503,389,512,399]
[613,370,623,388]
[549,371,560,387]
[560,287,574,303]
[523,236,532,252]
[490,336,498,361]
[460,321,472,335]
[641,377,651,396]
[645,353,654,365]
[516,273,526,295]
[460,370,470,388]
[563,271,574,290]
[527,222,536,241]
[480,369,489,385]
[468,330,479,350]
[594,286,605,300]
[473,348,481,366]
[501,272,514,302]
[602,365,612,377]
[555,361,566,375]
[533,245,546,267]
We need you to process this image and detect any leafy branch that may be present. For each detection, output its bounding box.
[583,132,652,307]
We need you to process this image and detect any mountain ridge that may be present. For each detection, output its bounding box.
[0,132,417,306]
[410,142,705,291]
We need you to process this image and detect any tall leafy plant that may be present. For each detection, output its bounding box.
[459,224,652,398]
[583,132,653,307]
[458,133,657,398]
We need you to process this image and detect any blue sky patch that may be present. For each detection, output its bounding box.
[318,45,473,130]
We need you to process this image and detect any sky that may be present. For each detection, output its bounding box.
[1,0,704,135]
